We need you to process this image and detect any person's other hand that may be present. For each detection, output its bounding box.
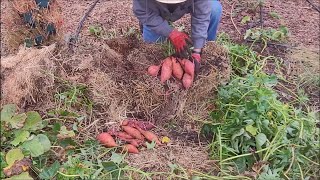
[169,29,192,58]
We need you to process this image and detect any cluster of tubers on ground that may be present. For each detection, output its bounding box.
[147,56,195,89]
[96,119,161,154]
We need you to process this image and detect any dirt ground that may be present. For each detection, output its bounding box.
[1,0,319,174]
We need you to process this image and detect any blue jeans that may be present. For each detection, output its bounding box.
[143,0,222,43]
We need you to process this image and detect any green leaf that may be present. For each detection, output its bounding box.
[39,161,60,179]
[5,149,24,167]
[168,163,178,171]
[5,172,33,180]
[22,137,45,157]
[269,12,280,19]
[8,113,27,129]
[36,134,51,152]
[1,104,16,122]
[191,176,201,180]
[244,29,252,39]
[232,128,245,140]
[102,161,118,172]
[11,130,30,146]
[22,134,51,157]
[241,16,251,24]
[245,125,258,136]
[23,111,43,131]
[110,152,123,165]
[256,133,267,147]
[146,140,156,149]
[58,126,75,139]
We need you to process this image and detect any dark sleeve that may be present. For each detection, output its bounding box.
[191,0,212,48]
[133,0,173,37]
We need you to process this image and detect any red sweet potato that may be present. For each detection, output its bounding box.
[117,132,134,139]
[160,57,173,83]
[171,57,184,80]
[147,65,161,77]
[122,119,155,131]
[137,128,161,145]
[117,135,142,147]
[123,144,139,154]
[182,73,193,89]
[182,59,195,76]
[122,126,144,140]
[96,133,118,148]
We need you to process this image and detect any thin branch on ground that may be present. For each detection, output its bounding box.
[230,2,242,37]
[259,1,264,28]
[306,0,320,13]
[68,0,100,48]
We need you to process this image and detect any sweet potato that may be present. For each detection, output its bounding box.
[160,57,173,83]
[182,59,195,76]
[117,135,142,147]
[121,119,129,126]
[122,126,144,140]
[117,132,134,139]
[137,128,161,145]
[171,57,184,80]
[123,144,139,154]
[182,73,193,89]
[147,65,161,77]
[96,133,118,148]
[123,119,155,130]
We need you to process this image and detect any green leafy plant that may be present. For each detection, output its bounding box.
[0,104,53,179]
[245,26,289,42]
[202,35,319,179]
[89,25,103,37]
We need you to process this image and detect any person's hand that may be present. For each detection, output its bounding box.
[191,52,201,76]
[168,29,192,58]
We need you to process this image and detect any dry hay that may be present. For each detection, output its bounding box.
[126,141,217,178]
[0,44,56,107]
[2,0,63,52]
[286,45,320,81]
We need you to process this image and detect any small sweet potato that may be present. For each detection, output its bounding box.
[171,57,184,80]
[117,132,134,139]
[122,126,144,140]
[117,136,142,147]
[182,59,195,76]
[147,65,161,77]
[96,133,118,148]
[137,128,161,145]
[123,144,139,154]
[160,57,173,83]
[123,119,156,131]
[182,73,193,89]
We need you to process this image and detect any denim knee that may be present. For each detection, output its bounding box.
[211,1,223,20]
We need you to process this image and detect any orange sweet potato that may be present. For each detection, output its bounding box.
[96,133,118,148]
[122,126,144,140]
[171,57,184,80]
[122,119,156,131]
[147,65,161,77]
[182,59,195,76]
[182,73,193,89]
[117,135,142,147]
[123,144,139,154]
[117,132,134,139]
[160,57,173,83]
[137,128,161,145]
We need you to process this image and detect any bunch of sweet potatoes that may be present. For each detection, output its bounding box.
[147,56,195,89]
[96,119,161,154]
